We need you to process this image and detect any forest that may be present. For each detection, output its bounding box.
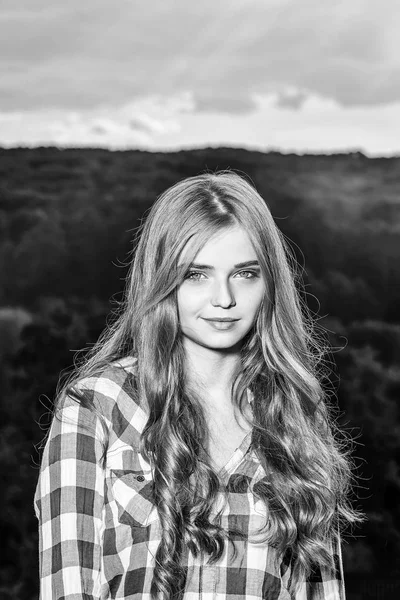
[0,146,399,599]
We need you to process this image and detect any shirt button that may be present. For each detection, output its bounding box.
[136,475,145,482]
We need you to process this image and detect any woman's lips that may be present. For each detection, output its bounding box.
[202,318,239,330]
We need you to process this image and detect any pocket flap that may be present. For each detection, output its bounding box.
[111,469,158,527]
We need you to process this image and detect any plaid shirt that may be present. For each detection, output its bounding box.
[34,356,346,600]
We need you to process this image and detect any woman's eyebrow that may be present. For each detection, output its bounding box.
[189,260,260,270]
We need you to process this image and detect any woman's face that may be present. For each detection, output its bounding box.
[177,225,266,353]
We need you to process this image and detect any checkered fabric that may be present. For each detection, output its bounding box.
[34,356,346,599]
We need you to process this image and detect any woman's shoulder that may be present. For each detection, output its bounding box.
[72,355,138,397]
[66,355,146,439]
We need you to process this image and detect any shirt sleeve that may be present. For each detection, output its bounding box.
[281,531,346,600]
[306,532,346,600]
[34,393,107,600]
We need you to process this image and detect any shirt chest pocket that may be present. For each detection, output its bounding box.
[109,451,159,528]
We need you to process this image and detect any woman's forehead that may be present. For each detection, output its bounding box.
[178,226,257,266]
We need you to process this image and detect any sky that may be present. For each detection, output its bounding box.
[0,0,399,155]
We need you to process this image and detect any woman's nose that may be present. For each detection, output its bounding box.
[211,279,236,308]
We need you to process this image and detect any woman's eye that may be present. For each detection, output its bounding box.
[238,270,258,279]
[185,271,204,281]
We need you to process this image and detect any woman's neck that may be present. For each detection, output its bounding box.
[183,340,242,403]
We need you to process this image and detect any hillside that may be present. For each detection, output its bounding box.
[1,146,400,599]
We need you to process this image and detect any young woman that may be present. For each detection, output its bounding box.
[34,171,361,600]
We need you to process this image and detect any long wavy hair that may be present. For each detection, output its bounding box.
[55,171,362,598]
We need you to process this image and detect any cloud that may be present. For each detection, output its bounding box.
[0,93,192,148]
[274,89,308,110]
[0,0,399,117]
[1,90,400,155]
